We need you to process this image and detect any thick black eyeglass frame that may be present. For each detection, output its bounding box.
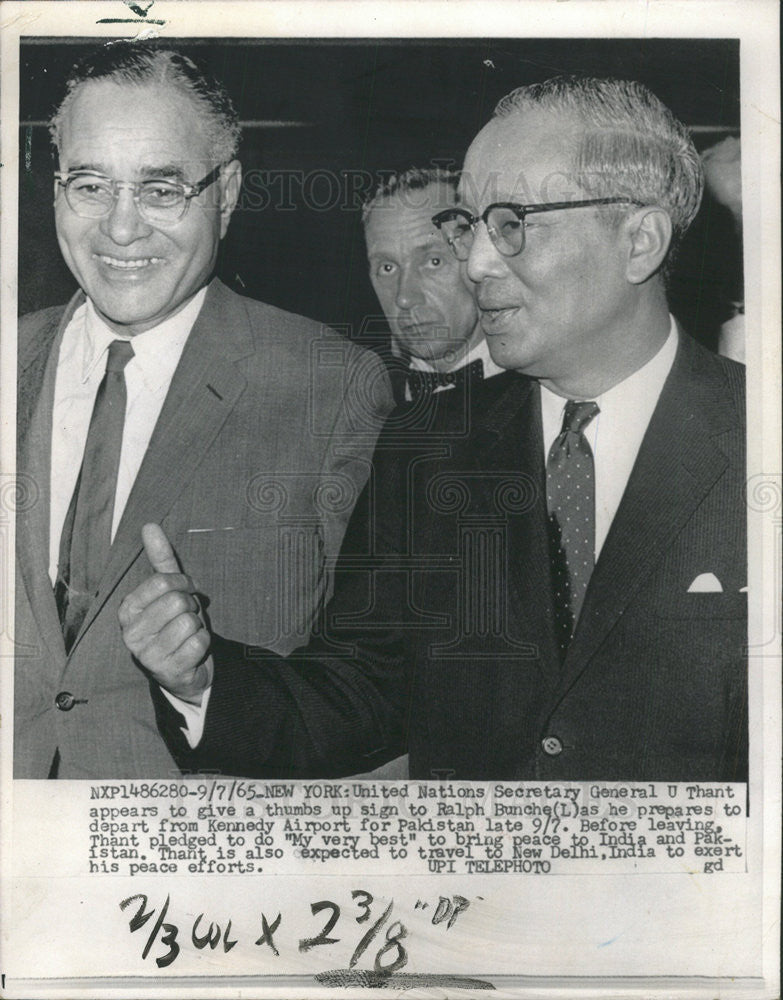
[54,163,224,222]
[432,198,644,258]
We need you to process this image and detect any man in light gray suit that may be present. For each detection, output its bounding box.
[14,42,392,779]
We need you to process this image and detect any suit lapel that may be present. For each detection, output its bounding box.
[470,375,561,688]
[73,280,255,647]
[555,332,737,698]
[16,294,84,665]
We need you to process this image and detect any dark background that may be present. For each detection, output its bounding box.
[18,37,742,351]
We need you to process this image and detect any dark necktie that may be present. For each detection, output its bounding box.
[55,339,135,653]
[408,358,484,401]
[546,399,600,656]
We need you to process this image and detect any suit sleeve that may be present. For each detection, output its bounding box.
[161,424,415,779]
[317,342,394,590]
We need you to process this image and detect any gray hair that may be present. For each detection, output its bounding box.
[361,166,459,225]
[50,41,241,164]
[493,76,704,255]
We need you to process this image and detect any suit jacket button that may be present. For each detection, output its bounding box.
[541,735,563,756]
[55,691,76,711]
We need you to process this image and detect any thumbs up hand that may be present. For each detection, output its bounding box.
[119,523,213,703]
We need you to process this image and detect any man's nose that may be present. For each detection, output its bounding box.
[395,267,424,310]
[99,188,153,245]
[466,222,507,284]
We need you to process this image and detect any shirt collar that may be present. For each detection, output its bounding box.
[81,286,208,391]
[540,315,678,437]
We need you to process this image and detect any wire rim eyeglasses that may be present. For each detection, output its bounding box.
[54,164,224,225]
[432,198,644,260]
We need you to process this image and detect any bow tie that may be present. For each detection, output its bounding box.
[408,358,484,401]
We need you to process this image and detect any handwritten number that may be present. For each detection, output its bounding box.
[351,889,374,924]
[119,893,155,932]
[349,898,392,969]
[299,900,341,952]
[155,916,181,968]
[374,920,408,975]
[117,889,410,971]
[119,893,179,967]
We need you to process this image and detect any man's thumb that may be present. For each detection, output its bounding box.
[142,523,181,574]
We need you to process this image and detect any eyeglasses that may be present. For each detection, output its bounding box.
[54,165,223,225]
[432,198,643,260]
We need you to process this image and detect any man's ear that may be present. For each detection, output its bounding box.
[624,207,673,284]
[218,159,242,238]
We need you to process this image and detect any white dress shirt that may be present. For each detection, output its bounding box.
[49,287,209,738]
[540,317,678,560]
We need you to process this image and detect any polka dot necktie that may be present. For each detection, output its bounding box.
[546,399,600,657]
[54,339,134,653]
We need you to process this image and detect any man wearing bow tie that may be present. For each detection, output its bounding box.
[122,76,747,782]
[362,168,504,406]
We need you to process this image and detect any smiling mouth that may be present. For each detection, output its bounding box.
[94,254,163,270]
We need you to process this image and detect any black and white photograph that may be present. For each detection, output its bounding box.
[10,30,750,783]
[0,1,779,996]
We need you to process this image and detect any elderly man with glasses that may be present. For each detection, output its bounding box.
[14,42,392,779]
[121,76,747,783]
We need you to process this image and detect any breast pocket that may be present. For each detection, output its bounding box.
[655,590,747,620]
[172,524,326,654]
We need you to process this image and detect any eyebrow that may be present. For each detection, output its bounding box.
[62,163,188,181]
[419,238,449,252]
[368,238,449,260]
[139,165,188,181]
[64,162,109,174]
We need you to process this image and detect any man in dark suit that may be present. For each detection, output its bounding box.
[14,42,391,778]
[362,167,505,407]
[121,76,746,782]
[358,168,513,778]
